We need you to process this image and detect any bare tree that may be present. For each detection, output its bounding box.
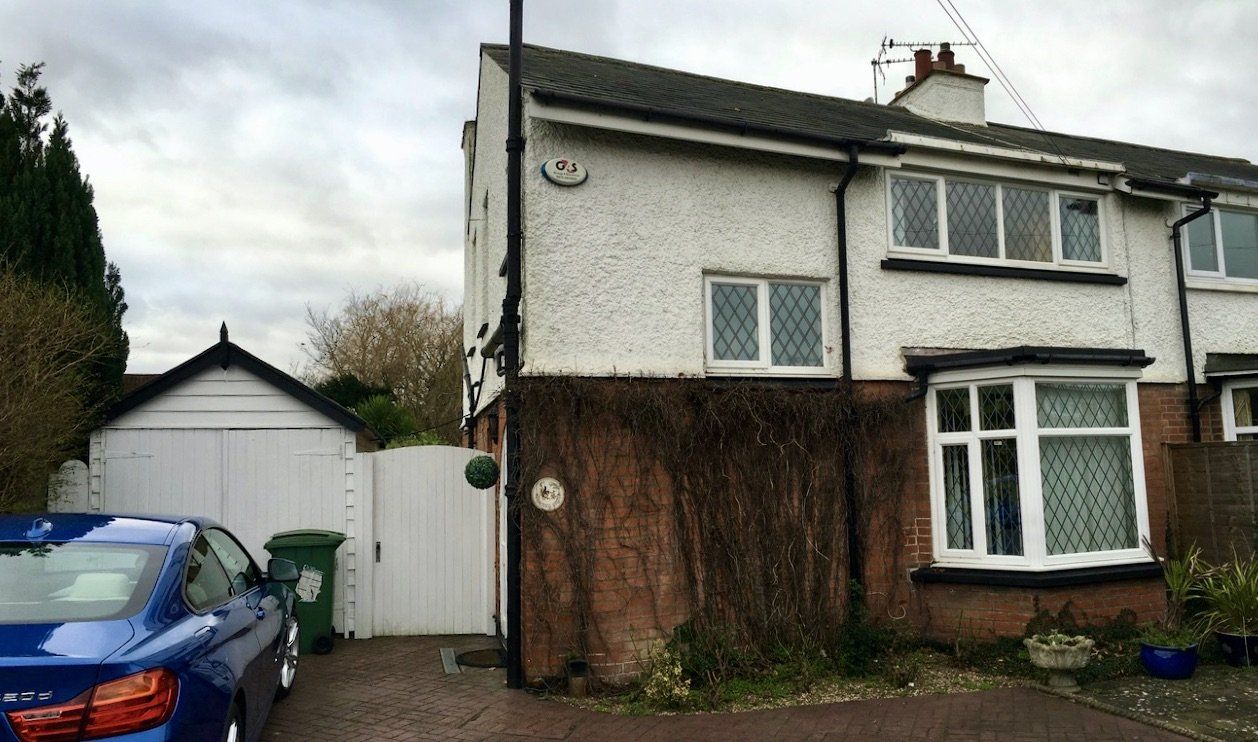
[304,283,463,443]
[0,268,111,512]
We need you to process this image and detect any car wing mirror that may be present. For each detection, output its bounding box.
[267,558,300,583]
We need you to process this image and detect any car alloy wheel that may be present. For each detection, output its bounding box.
[278,619,299,693]
[224,704,243,742]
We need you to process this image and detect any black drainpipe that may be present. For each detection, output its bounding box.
[1171,198,1212,442]
[833,145,863,603]
[502,0,524,689]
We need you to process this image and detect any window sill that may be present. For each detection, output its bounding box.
[909,561,1162,588]
[705,374,839,389]
[881,257,1127,286]
[1185,278,1258,294]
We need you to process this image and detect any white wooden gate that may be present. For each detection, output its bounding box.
[367,445,495,636]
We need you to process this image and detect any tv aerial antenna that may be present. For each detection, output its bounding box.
[870,36,975,103]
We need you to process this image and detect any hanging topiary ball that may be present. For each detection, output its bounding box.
[465,455,500,490]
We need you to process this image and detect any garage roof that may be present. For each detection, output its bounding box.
[106,325,376,438]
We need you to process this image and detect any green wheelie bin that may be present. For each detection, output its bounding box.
[264,529,346,655]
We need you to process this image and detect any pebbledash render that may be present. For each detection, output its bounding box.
[461,43,1258,681]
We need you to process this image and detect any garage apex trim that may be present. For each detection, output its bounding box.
[106,325,380,442]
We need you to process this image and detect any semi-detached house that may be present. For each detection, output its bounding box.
[461,43,1258,682]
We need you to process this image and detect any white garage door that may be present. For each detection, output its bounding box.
[97,427,352,629]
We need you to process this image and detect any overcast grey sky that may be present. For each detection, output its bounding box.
[2,0,1254,373]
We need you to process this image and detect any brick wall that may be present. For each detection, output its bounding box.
[473,379,1218,680]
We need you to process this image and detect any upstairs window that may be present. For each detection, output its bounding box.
[888,173,1105,268]
[706,276,826,373]
[1184,206,1258,282]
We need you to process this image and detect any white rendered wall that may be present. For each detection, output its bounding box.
[511,118,1257,383]
[462,55,510,417]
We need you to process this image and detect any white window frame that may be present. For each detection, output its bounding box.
[1221,379,1258,441]
[886,171,1109,271]
[1181,204,1258,286]
[926,364,1150,571]
[703,275,830,376]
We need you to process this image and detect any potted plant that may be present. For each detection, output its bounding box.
[1200,554,1258,667]
[1024,632,1094,692]
[1139,544,1209,680]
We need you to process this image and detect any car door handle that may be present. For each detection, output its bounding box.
[256,608,266,620]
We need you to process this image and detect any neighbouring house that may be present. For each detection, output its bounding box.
[462,43,1258,683]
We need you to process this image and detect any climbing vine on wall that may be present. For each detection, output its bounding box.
[515,377,918,675]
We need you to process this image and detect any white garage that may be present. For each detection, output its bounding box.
[76,326,496,640]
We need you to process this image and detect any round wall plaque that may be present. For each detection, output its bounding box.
[530,476,566,511]
[541,158,588,186]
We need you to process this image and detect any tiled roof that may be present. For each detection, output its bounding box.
[485,44,1258,185]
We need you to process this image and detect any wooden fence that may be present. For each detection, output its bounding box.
[1167,441,1258,563]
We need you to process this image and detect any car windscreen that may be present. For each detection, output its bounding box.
[0,541,167,624]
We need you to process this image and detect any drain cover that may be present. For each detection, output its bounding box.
[456,648,506,668]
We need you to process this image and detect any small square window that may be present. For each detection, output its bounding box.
[1186,213,1219,273]
[1002,187,1052,262]
[1059,196,1102,262]
[947,181,999,258]
[710,283,759,362]
[706,277,825,372]
[1220,211,1258,280]
[891,177,939,250]
[936,388,971,432]
[979,385,1015,430]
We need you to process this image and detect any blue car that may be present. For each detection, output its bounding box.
[0,514,300,742]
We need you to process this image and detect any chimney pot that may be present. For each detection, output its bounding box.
[913,48,933,82]
[938,47,956,70]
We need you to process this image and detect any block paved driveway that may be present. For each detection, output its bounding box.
[263,636,1185,741]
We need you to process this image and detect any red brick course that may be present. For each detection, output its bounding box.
[469,380,1223,680]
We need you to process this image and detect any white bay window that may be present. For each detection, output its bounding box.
[889,172,1105,269]
[928,367,1149,570]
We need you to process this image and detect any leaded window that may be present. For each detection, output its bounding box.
[1183,205,1258,282]
[929,373,1147,569]
[889,173,1105,269]
[707,276,825,372]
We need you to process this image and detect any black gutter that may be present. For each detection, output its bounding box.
[904,346,1155,376]
[1171,198,1213,442]
[1125,176,1219,201]
[530,87,908,156]
[502,0,525,689]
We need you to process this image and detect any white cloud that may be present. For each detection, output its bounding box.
[2,0,1253,372]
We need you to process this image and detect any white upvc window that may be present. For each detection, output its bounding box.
[927,366,1150,570]
[704,275,828,374]
[887,172,1107,270]
[1181,205,1258,284]
[1221,380,1258,441]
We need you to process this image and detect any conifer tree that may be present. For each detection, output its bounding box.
[0,62,128,405]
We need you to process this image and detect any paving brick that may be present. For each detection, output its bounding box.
[263,635,1185,741]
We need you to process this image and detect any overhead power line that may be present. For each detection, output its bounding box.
[933,0,1072,166]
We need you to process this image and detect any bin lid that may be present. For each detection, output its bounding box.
[264,529,347,550]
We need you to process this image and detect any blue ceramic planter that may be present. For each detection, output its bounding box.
[1139,642,1199,679]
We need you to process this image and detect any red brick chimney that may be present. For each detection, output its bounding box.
[913,48,932,82]
[937,42,955,70]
